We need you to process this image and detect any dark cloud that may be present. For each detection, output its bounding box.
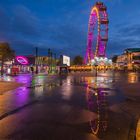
[118,24,140,37]
[12,5,41,36]
[107,22,140,57]
[12,42,35,55]
[0,7,11,32]
[0,7,12,42]
[0,0,140,58]
[48,24,87,55]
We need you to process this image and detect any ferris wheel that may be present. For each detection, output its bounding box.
[85,2,109,64]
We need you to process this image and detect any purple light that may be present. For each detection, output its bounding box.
[16,56,29,65]
[85,2,108,64]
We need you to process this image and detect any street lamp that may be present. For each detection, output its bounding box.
[50,51,53,73]
[48,48,51,73]
[92,58,98,77]
[54,53,57,73]
[48,48,53,74]
[35,47,38,74]
[95,64,98,76]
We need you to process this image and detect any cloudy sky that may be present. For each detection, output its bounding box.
[0,0,140,58]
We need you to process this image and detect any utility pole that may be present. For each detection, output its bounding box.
[54,53,56,73]
[35,47,38,74]
[48,48,51,73]
[50,51,53,73]
[54,53,56,63]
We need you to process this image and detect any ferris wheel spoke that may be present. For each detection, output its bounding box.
[85,2,109,64]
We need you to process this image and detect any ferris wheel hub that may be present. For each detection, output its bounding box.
[85,2,109,64]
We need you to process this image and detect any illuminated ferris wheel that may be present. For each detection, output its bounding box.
[85,2,109,64]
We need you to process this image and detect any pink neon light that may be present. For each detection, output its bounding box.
[85,2,109,64]
[16,56,29,65]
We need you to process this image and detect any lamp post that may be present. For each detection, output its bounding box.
[35,47,38,74]
[95,64,98,77]
[48,48,51,73]
[54,53,56,73]
[50,51,52,73]
[93,58,98,77]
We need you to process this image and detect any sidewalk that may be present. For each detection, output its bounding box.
[0,81,23,94]
[110,81,140,140]
[0,93,98,140]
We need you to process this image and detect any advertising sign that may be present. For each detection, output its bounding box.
[62,55,70,66]
[16,56,29,65]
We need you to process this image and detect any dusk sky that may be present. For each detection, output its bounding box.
[0,0,140,58]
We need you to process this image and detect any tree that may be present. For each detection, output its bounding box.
[112,55,118,63]
[0,42,15,75]
[73,55,83,65]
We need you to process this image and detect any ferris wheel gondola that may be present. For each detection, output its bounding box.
[85,2,109,64]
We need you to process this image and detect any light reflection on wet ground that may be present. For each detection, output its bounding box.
[86,83,109,137]
[0,74,57,116]
[0,72,140,139]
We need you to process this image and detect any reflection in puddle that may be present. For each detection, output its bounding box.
[84,76,113,88]
[34,86,44,97]
[86,86,109,137]
[14,87,30,106]
[0,75,15,82]
[128,72,139,84]
[14,74,32,84]
[85,76,111,138]
[136,118,140,140]
[61,76,73,100]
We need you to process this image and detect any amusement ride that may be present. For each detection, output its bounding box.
[69,1,111,71]
[85,1,109,66]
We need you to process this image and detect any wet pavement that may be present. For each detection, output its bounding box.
[0,71,140,140]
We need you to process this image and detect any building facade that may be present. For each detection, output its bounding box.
[116,48,140,70]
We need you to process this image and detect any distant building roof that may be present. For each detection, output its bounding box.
[125,48,140,53]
